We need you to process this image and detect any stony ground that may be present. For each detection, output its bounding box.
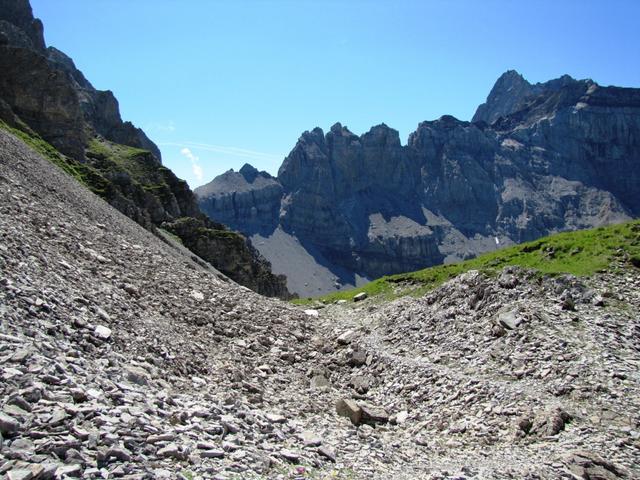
[1,128,639,479]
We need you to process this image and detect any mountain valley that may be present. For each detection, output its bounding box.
[1,128,639,479]
[1,1,639,479]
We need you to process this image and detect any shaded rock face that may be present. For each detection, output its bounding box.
[198,73,639,294]
[0,0,45,52]
[0,0,291,299]
[162,217,292,299]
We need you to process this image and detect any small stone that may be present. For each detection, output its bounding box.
[300,431,322,447]
[200,449,225,458]
[303,309,319,317]
[125,366,150,386]
[336,398,362,425]
[94,325,112,340]
[265,413,287,424]
[396,410,409,424]
[157,443,184,459]
[563,450,627,480]
[190,290,204,301]
[349,374,372,394]
[7,470,34,480]
[104,446,132,462]
[353,292,368,302]
[55,465,82,478]
[348,349,367,367]
[337,330,356,345]
[360,404,389,425]
[317,446,336,462]
[497,310,523,330]
[10,349,31,364]
[0,412,20,435]
[280,449,300,463]
[96,308,110,322]
[49,408,67,426]
[147,433,176,444]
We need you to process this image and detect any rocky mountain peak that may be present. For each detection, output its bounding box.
[239,162,260,182]
[472,69,533,124]
[362,123,402,149]
[330,121,344,133]
[0,0,45,52]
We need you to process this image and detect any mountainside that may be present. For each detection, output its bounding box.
[0,0,290,299]
[197,71,639,297]
[2,128,639,479]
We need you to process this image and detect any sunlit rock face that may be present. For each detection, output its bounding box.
[200,71,639,296]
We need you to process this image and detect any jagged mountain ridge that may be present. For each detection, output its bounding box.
[0,0,291,298]
[197,71,639,297]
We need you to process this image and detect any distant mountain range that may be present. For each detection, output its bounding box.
[196,70,640,297]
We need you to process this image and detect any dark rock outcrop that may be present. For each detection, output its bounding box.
[162,217,292,299]
[197,72,638,295]
[0,0,291,298]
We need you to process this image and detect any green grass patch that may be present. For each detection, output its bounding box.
[293,220,640,305]
[0,120,112,196]
[86,137,155,180]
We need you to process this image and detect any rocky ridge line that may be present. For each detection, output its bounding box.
[197,72,639,297]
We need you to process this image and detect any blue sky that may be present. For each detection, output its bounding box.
[31,0,640,188]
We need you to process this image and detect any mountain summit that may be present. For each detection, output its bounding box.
[197,71,640,297]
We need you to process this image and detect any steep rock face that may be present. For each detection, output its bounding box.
[0,0,291,298]
[198,72,638,296]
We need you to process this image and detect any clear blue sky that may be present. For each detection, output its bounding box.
[31,0,640,188]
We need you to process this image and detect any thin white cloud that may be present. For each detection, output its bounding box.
[192,163,203,181]
[161,141,281,162]
[180,147,203,181]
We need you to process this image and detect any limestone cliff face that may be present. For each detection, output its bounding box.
[197,72,638,294]
[0,0,291,298]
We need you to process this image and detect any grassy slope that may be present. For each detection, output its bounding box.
[0,120,112,196]
[0,123,177,208]
[294,220,640,304]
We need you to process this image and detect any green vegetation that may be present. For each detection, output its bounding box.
[87,138,152,179]
[0,120,112,196]
[294,220,640,305]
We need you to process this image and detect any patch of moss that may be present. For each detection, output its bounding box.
[293,220,640,305]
